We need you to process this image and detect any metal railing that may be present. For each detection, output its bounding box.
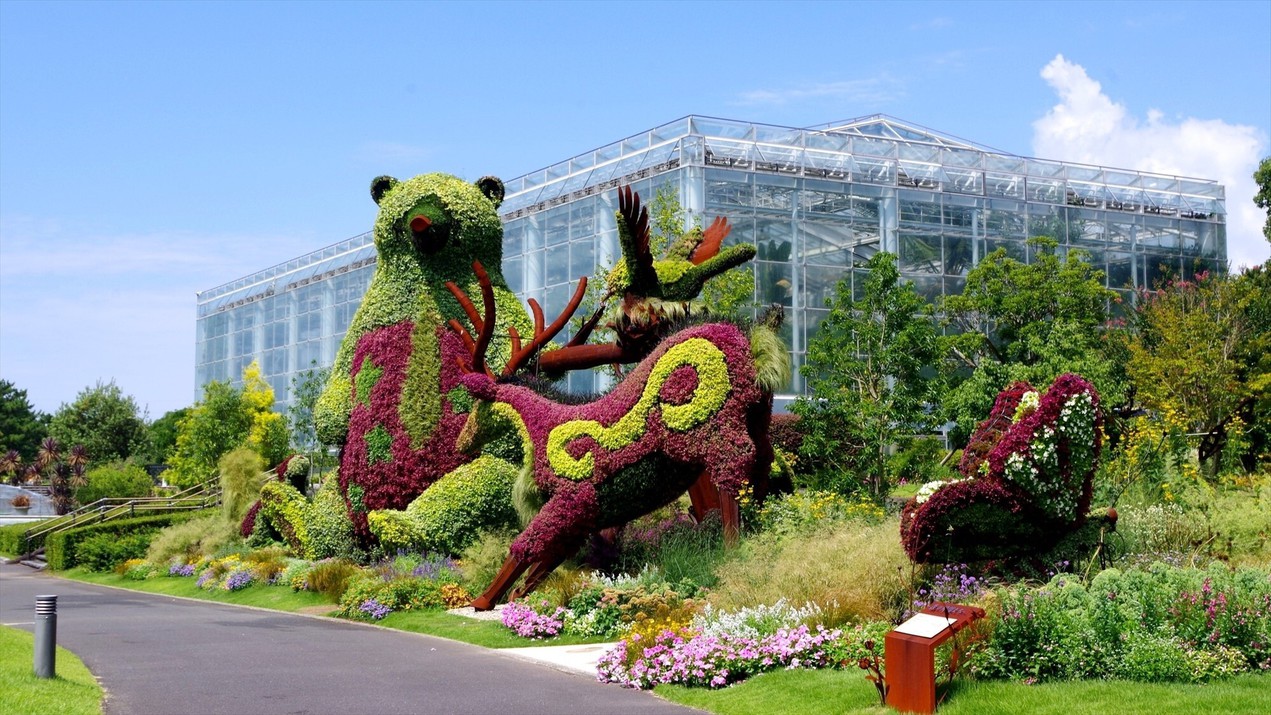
[20,479,221,554]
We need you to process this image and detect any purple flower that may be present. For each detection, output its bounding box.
[359,598,391,620]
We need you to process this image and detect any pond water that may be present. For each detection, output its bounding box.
[0,485,56,516]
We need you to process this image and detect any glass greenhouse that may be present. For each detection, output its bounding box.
[195,115,1227,411]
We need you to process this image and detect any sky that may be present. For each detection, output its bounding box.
[1,0,1269,420]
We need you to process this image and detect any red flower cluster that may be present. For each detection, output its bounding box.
[339,322,473,539]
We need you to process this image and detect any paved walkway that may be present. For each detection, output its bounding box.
[0,563,699,715]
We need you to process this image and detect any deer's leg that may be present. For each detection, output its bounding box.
[719,488,741,548]
[471,556,531,611]
[686,471,721,522]
[509,551,572,602]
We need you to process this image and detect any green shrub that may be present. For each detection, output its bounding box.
[306,559,362,602]
[74,461,153,506]
[76,531,154,572]
[0,522,34,557]
[45,511,200,570]
[144,512,239,565]
[889,437,956,489]
[305,477,355,560]
[757,489,886,537]
[219,447,267,524]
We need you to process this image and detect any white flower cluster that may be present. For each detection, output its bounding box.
[1002,391,1096,521]
[915,476,969,504]
[692,598,823,640]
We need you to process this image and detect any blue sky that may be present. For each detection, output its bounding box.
[2,0,1268,420]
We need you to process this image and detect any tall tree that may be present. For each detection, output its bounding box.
[288,362,330,455]
[1126,266,1270,477]
[1254,156,1271,244]
[939,237,1123,442]
[793,252,941,498]
[47,380,149,465]
[167,362,289,487]
[144,407,191,464]
[0,380,49,462]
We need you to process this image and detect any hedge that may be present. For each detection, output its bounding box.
[0,522,35,558]
[44,511,207,571]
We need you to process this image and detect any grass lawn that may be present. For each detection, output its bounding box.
[55,570,1271,714]
[0,626,103,715]
[655,667,1271,715]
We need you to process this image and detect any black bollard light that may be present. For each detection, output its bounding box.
[34,595,57,678]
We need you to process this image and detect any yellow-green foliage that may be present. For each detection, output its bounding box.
[368,455,518,555]
[749,322,792,393]
[306,476,355,560]
[144,513,238,564]
[258,480,310,555]
[168,361,289,487]
[757,489,886,536]
[711,519,908,624]
[546,338,730,480]
[219,447,267,523]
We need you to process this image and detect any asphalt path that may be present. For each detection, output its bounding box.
[0,563,701,715]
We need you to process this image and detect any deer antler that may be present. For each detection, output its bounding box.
[445,262,498,378]
[445,260,588,378]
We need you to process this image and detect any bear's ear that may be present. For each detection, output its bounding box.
[475,176,505,208]
[370,176,398,205]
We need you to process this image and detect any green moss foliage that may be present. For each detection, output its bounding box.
[367,454,519,555]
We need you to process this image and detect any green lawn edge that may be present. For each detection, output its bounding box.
[51,570,1271,715]
[0,626,103,715]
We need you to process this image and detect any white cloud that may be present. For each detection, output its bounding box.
[1032,54,1269,269]
[735,76,904,107]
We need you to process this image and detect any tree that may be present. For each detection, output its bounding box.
[167,362,289,488]
[793,252,941,498]
[0,380,49,462]
[144,407,191,464]
[1125,266,1270,477]
[47,380,149,465]
[1254,156,1271,244]
[939,237,1123,442]
[288,362,329,454]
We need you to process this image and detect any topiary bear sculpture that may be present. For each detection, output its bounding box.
[310,173,533,542]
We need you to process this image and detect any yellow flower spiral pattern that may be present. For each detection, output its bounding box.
[547,338,730,480]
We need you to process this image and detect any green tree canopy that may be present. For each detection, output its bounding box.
[75,460,154,505]
[144,407,191,464]
[47,380,149,465]
[1254,156,1271,244]
[939,237,1124,442]
[793,252,942,498]
[1125,265,1271,476]
[167,362,289,488]
[0,380,48,462]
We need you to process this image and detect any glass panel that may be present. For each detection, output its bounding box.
[899,190,940,224]
[899,232,942,274]
[755,261,793,306]
[545,244,569,284]
[804,264,846,309]
[755,218,794,262]
[801,219,854,266]
[691,117,753,140]
[855,156,894,184]
[569,240,594,280]
[943,234,973,276]
[544,210,570,246]
[986,171,1022,198]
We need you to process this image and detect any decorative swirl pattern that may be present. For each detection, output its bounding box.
[546,338,730,480]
